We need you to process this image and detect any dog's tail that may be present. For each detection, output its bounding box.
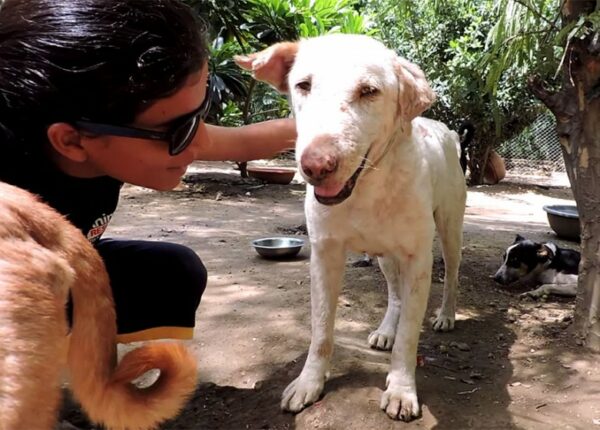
[458,121,475,174]
[67,242,197,430]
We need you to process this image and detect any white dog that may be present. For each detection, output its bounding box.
[236,34,466,421]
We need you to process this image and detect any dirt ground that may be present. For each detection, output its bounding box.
[59,161,600,430]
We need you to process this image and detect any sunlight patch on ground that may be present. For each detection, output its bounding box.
[465,188,575,228]
[454,309,482,321]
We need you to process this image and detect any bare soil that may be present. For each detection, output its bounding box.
[59,161,600,430]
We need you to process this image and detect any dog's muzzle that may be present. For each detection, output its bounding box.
[314,156,368,206]
[493,265,522,285]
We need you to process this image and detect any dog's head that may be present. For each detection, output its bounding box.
[235,34,435,205]
[493,234,556,285]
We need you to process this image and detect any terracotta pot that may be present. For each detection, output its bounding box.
[247,166,296,185]
[483,150,506,185]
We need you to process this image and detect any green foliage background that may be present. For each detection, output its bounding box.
[185,0,372,127]
[184,0,568,181]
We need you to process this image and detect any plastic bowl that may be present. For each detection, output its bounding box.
[543,204,580,241]
[251,237,304,259]
[247,166,296,185]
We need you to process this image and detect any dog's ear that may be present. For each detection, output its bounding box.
[514,234,526,243]
[394,57,436,124]
[234,42,299,93]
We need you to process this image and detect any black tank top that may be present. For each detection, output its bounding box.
[0,153,122,243]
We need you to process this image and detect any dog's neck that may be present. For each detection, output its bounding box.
[366,136,396,172]
[363,123,413,175]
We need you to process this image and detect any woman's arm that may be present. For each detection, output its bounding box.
[198,118,296,162]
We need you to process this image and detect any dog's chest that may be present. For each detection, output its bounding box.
[538,269,577,285]
[311,194,433,255]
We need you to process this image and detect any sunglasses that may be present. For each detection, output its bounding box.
[74,83,213,156]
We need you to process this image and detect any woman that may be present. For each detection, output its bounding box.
[0,0,296,343]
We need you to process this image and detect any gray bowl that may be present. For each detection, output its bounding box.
[252,237,305,259]
[543,204,580,242]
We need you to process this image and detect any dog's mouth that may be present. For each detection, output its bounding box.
[313,156,368,206]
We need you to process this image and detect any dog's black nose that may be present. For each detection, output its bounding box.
[493,272,504,284]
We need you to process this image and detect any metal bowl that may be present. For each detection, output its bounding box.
[543,204,580,242]
[251,237,304,259]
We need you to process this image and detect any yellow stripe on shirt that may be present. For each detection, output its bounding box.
[116,326,194,344]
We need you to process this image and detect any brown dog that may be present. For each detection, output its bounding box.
[0,182,197,430]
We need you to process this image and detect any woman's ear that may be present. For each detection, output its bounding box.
[46,123,88,162]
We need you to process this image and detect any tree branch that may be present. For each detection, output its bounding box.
[505,29,555,45]
[512,0,556,28]
[544,0,567,44]
[527,75,563,114]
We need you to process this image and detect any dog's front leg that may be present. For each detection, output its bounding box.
[368,256,402,350]
[380,253,432,421]
[281,240,345,412]
[521,283,577,298]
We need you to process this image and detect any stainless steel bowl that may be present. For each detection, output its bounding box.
[251,237,304,259]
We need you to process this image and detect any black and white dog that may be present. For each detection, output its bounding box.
[494,235,580,298]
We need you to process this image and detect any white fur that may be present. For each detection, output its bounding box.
[287,35,467,420]
[524,269,577,298]
[238,34,466,421]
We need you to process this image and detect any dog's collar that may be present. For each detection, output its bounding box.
[543,242,557,256]
[540,242,557,268]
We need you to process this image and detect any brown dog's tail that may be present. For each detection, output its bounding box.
[67,238,197,430]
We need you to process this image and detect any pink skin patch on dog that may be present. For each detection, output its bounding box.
[419,126,431,138]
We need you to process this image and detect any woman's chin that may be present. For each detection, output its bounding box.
[128,177,182,191]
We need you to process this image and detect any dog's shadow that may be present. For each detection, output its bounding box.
[281,317,522,429]
[59,315,521,430]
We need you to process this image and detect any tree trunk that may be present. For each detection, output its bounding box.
[529,0,600,350]
[467,143,492,186]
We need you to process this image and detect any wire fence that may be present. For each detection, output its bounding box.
[496,112,565,176]
[495,112,570,187]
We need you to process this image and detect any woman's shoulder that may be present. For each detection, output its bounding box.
[1,152,119,189]
[0,152,122,211]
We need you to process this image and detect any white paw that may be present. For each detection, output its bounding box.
[281,373,325,412]
[520,289,544,299]
[368,330,395,350]
[432,312,455,332]
[380,384,420,421]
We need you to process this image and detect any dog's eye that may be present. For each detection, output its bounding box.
[295,80,312,94]
[359,85,380,98]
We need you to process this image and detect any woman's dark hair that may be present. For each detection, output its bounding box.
[0,0,208,153]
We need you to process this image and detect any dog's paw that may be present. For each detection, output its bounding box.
[351,256,373,267]
[368,330,395,350]
[281,373,325,412]
[432,313,455,332]
[380,384,420,421]
[520,290,545,300]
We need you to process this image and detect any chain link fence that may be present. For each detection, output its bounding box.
[496,112,565,175]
